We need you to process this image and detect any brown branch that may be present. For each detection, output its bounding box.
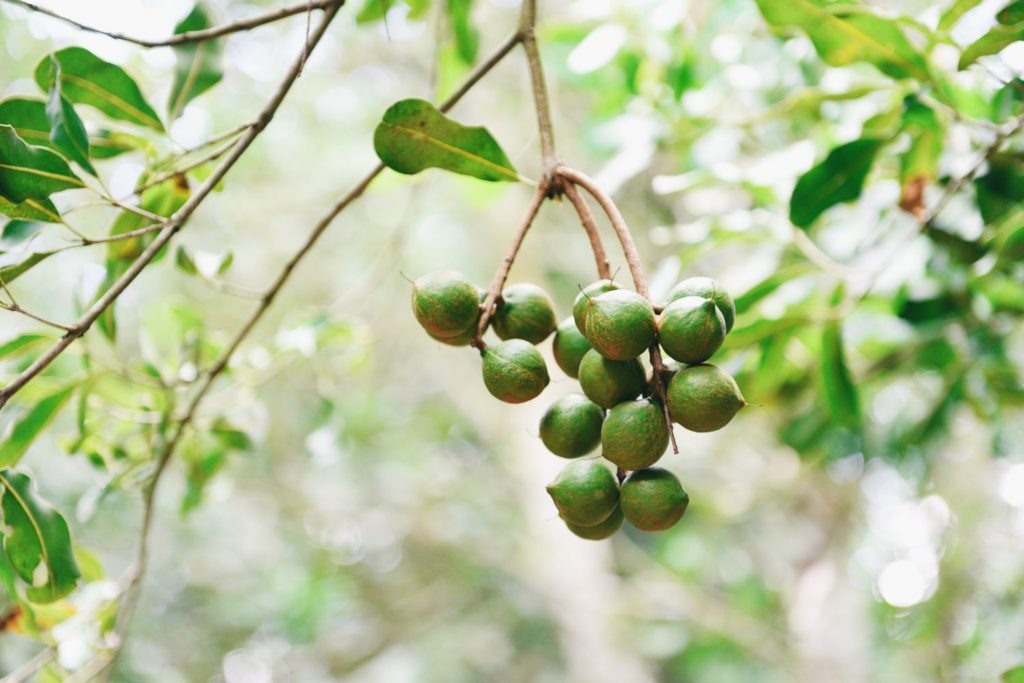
[555,166,678,454]
[561,182,611,280]
[0,300,73,332]
[518,0,558,175]
[67,26,523,681]
[0,1,347,412]
[0,0,335,48]
[474,180,552,348]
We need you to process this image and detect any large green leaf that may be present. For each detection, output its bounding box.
[168,4,224,121]
[0,196,61,223]
[0,470,80,603]
[34,47,163,132]
[958,20,1024,69]
[373,99,518,182]
[754,0,932,82]
[0,385,76,469]
[45,60,96,176]
[0,125,83,204]
[822,292,860,429]
[0,220,45,250]
[790,137,885,228]
[0,251,55,285]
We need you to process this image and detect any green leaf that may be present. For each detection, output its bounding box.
[0,252,54,285]
[939,0,984,31]
[790,137,885,228]
[168,4,224,121]
[107,175,190,262]
[998,1,1024,25]
[175,245,198,274]
[0,386,76,469]
[0,196,61,224]
[975,154,1024,224]
[0,220,45,250]
[89,129,145,160]
[822,294,860,429]
[959,20,1024,69]
[1003,665,1024,683]
[212,418,253,451]
[0,98,53,148]
[373,99,519,182]
[34,47,164,132]
[357,0,430,23]
[0,125,84,204]
[753,0,932,82]
[448,0,480,65]
[45,60,96,176]
[898,100,943,216]
[0,470,80,603]
[0,334,52,362]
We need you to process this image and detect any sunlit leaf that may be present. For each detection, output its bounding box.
[1003,664,1024,683]
[0,469,80,603]
[45,59,96,176]
[34,47,163,132]
[0,125,84,203]
[373,99,519,182]
[959,20,1024,69]
[0,334,53,362]
[168,4,224,121]
[754,0,932,82]
[898,100,943,218]
[0,98,53,148]
[0,385,77,469]
[790,137,886,228]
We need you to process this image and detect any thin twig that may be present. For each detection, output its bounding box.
[2,645,56,683]
[561,182,611,279]
[555,166,678,454]
[129,138,239,198]
[0,0,335,48]
[71,23,520,681]
[0,2,348,412]
[0,301,74,331]
[474,180,551,348]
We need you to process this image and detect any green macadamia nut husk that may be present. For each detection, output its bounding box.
[666,363,745,432]
[546,459,620,527]
[539,394,604,458]
[578,349,646,409]
[601,399,670,470]
[563,505,623,540]
[492,283,558,344]
[658,296,726,364]
[412,270,481,341]
[481,339,550,404]
[665,276,736,333]
[585,290,657,360]
[552,317,592,378]
[573,279,619,334]
[620,468,689,531]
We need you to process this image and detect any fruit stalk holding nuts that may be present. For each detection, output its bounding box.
[409,166,747,541]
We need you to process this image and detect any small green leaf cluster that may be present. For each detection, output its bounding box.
[412,270,747,540]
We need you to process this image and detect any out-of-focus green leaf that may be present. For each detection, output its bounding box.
[939,0,985,31]
[0,469,80,603]
[733,263,814,314]
[753,0,932,81]
[0,252,55,285]
[175,245,198,275]
[44,60,95,176]
[959,20,1024,69]
[212,418,253,451]
[89,129,146,160]
[357,0,429,22]
[0,220,45,250]
[898,100,943,217]
[975,154,1024,224]
[0,334,52,362]
[0,125,84,203]
[72,546,103,582]
[822,290,860,429]
[0,196,61,223]
[0,385,77,468]
[373,99,519,182]
[107,175,190,262]
[723,316,808,350]
[925,224,988,264]
[168,4,224,121]
[998,1,1024,25]
[790,137,886,228]
[448,0,480,65]
[973,273,1024,312]
[34,47,163,132]
[1003,664,1024,683]
[992,79,1024,121]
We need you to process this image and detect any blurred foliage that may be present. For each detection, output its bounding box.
[0,0,1022,681]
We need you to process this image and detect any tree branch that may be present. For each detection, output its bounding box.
[1,0,334,48]
[0,1,347,412]
[518,0,558,175]
[474,180,552,348]
[561,182,611,280]
[555,166,678,454]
